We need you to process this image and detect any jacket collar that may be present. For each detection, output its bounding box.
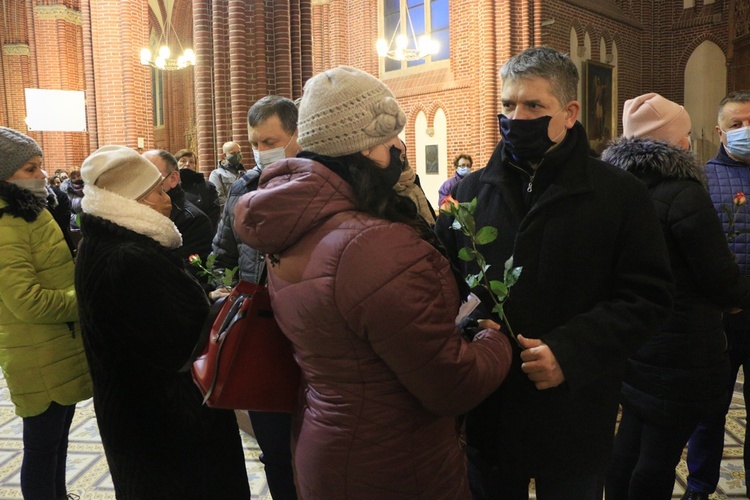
[601,136,706,187]
[711,143,750,169]
[480,121,595,219]
[81,184,182,249]
[0,180,47,222]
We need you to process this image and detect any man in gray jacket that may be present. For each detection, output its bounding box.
[211,94,300,500]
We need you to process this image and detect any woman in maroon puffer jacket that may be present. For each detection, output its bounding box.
[233,66,512,500]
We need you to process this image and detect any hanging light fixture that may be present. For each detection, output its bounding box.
[139,11,195,71]
[376,7,439,62]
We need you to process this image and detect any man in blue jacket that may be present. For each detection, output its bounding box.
[683,90,750,500]
[435,46,674,499]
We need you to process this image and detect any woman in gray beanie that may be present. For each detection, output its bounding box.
[0,127,92,499]
[233,66,512,499]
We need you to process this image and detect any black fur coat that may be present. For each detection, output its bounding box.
[75,212,250,499]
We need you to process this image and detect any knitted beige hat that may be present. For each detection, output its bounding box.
[623,93,691,146]
[0,127,43,181]
[81,145,163,200]
[297,66,406,157]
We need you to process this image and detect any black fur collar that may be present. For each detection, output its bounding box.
[0,181,46,222]
[601,137,706,186]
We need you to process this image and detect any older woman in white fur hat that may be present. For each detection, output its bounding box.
[602,95,750,499]
[74,146,250,499]
[233,66,512,499]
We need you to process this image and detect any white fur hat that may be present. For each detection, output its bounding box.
[81,145,162,200]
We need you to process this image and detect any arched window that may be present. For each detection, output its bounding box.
[381,0,450,73]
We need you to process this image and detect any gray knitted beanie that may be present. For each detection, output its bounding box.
[0,127,43,181]
[297,66,406,157]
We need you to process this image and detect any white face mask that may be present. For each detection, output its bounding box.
[252,134,295,170]
[8,178,49,201]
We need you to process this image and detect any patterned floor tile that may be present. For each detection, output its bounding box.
[0,373,271,499]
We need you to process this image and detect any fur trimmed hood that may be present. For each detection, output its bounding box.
[81,184,182,249]
[0,180,46,222]
[601,136,706,186]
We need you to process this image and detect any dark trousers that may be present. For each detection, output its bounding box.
[685,325,750,494]
[606,406,697,499]
[248,411,297,500]
[21,401,76,500]
[468,457,603,500]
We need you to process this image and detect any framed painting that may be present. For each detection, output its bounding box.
[583,60,615,154]
[425,144,439,174]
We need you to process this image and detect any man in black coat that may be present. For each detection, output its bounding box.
[435,46,674,498]
[143,150,213,268]
[175,149,221,230]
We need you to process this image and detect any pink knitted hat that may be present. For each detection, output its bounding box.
[623,93,691,146]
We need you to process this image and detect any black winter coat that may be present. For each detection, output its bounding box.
[180,168,221,230]
[435,122,674,477]
[75,214,250,499]
[602,137,750,425]
[167,184,213,261]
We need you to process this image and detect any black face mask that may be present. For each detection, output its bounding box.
[498,114,555,163]
[375,145,405,188]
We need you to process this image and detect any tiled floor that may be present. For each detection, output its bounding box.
[0,371,746,499]
[0,374,271,499]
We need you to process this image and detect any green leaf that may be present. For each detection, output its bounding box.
[466,274,479,288]
[504,266,523,288]
[451,220,462,231]
[475,226,498,245]
[205,253,217,270]
[458,247,476,261]
[491,303,505,319]
[490,279,508,298]
[504,256,514,272]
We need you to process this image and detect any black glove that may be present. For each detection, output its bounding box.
[457,316,482,341]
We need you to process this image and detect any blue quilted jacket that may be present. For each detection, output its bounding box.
[705,144,750,276]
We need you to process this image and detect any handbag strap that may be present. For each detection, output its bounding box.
[203,293,250,403]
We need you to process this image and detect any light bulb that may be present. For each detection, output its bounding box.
[155,56,166,69]
[395,48,405,61]
[159,45,170,59]
[418,35,431,56]
[376,39,389,57]
[177,55,186,68]
[430,40,440,55]
[396,34,408,50]
[140,48,152,65]
[184,49,196,65]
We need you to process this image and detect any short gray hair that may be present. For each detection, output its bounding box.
[718,90,750,121]
[500,46,579,106]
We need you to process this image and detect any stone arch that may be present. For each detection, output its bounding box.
[427,100,448,124]
[679,33,728,70]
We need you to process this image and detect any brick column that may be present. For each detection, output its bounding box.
[228,0,249,152]
[81,0,98,152]
[212,0,229,162]
[32,4,89,170]
[193,0,215,175]
[85,0,152,148]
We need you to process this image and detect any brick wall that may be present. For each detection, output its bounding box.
[308,0,738,173]
[0,0,739,180]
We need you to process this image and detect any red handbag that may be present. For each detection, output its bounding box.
[191,279,301,412]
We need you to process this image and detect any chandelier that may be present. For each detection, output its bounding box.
[139,14,195,71]
[376,8,439,62]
